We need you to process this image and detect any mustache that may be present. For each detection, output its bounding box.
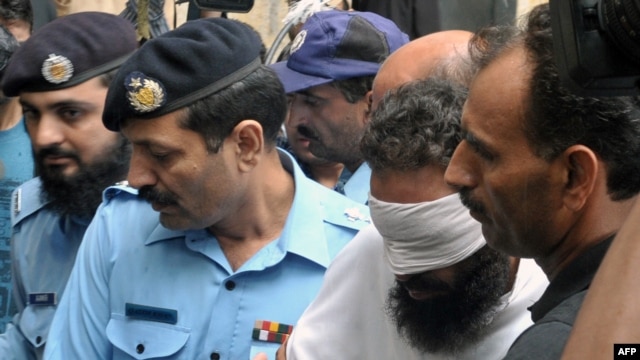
[458,189,486,215]
[37,146,80,163]
[296,125,319,141]
[399,275,453,295]
[138,186,178,206]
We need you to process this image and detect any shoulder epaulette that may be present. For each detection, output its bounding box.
[316,183,371,231]
[11,177,48,226]
[102,180,138,202]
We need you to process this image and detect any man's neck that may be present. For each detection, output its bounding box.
[0,98,23,131]
[505,257,521,294]
[537,195,637,280]
[344,158,363,174]
[310,161,344,189]
[209,151,296,271]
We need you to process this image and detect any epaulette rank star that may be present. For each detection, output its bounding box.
[344,207,370,223]
[13,188,21,217]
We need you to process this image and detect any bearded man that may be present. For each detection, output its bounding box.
[0,12,138,359]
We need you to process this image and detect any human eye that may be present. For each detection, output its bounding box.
[22,106,39,123]
[302,94,321,107]
[145,145,174,164]
[464,131,495,161]
[58,107,83,123]
[150,151,171,162]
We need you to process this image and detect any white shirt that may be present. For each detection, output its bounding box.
[286,224,549,360]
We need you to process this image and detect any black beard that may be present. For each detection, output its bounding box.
[39,137,131,219]
[386,246,511,355]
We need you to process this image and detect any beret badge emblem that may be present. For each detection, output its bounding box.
[125,72,166,113]
[41,54,74,84]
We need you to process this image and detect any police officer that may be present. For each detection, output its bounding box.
[44,18,370,360]
[271,10,409,204]
[0,12,138,359]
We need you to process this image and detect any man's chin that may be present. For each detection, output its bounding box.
[41,164,79,180]
[158,212,192,231]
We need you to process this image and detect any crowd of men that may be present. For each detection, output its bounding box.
[0,1,638,359]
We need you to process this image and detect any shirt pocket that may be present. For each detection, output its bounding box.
[250,342,282,360]
[106,313,191,359]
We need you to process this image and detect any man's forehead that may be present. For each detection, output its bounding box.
[296,83,341,98]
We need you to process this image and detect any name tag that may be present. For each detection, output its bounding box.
[125,303,178,325]
[28,292,56,306]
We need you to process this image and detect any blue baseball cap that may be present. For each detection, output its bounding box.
[270,10,409,94]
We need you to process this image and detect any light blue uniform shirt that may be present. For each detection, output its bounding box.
[45,150,370,360]
[0,177,89,360]
[0,117,35,332]
[343,162,372,205]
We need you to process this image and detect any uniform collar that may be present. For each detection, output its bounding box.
[143,148,332,268]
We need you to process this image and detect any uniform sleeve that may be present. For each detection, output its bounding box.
[0,318,35,360]
[0,217,39,359]
[44,203,114,359]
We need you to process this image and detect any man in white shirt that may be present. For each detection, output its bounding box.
[257,31,548,360]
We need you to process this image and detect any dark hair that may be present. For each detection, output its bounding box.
[331,75,375,103]
[0,0,33,30]
[0,24,17,77]
[97,68,121,89]
[468,4,640,200]
[179,65,288,153]
[361,78,467,172]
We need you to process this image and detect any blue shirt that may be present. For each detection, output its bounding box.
[0,118,35,332]
[342,162,371,205]
[0,177,89,360]
[45,150,370,360]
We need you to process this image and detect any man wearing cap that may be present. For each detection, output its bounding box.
[44,17,370,360]
[271,9,409,204]
[0,12,138,359]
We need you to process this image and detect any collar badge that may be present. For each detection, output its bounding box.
[344,207,370,223]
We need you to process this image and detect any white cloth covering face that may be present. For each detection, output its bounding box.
[368,192,486,275]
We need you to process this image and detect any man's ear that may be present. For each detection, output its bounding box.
[561,144,599,211]
[230,120,264,172]
[363,89,373,125]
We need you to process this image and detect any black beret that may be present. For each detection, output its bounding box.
[1,12,138,97]
[102,17,263,131]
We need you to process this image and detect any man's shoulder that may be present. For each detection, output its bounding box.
[307,179,371,232]
[11,177,47,226]
[504,290,587,360]
[101,181,139,203]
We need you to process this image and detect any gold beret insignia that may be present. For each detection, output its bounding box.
[41,54,74,84]
[125,71,166,113]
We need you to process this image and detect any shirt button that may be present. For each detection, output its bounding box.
[35,336,42,344]
[225,280,236,291]
[210,352,221,360]
[136,344,145,354]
